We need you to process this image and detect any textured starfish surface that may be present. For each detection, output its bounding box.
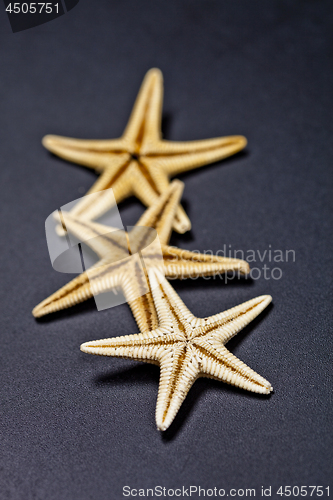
[33,181,249,328]
[81,269,272,431]
[42,68,247,234]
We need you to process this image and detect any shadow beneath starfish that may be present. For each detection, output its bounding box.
[34,297,98,323]
[95,363,159,388]
[170,228,195,244]
[161,113,173,138]
[48,151,95,173]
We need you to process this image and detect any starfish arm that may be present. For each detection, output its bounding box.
[85,258,158,332]
[144,135,247,156]
[122,68,163,147]
[139,69,163,148]
[136,180,183,245]
[149,269,196,328]
[155,344,200,430]
[119,258,150,300]
[32,272,93,318]
[123,253,177,332]
[58,212,127,260]
[164,260,247,279]
[171,205,192,234]
[80,324,181,359]
[127,293,159,333]
[162,245,250,277]
[142,136,246,177]
[192,295,272,338]
[129,163,162,205]
[42,135,129,172]
[80,343,166,366]
[194,340,272,393]
[32,255,129,318]
[139,160,178,197]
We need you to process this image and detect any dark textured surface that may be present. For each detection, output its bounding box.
[0,1,332,498]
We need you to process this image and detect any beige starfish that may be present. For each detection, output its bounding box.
[42,68,247,235]
[81,269,272,431]
[32,181,249,327]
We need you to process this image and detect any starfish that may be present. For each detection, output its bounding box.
[42,68,247,235]
[32,181,250,328]
[81,269,272,431]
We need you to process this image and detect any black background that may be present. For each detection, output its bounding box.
[0,1,332,499]
[4,1,65,33]
[3,0,80,33]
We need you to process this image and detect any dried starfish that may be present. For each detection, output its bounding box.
[32,181,249,326]
[81,269,272,431]
[42,68,246,234]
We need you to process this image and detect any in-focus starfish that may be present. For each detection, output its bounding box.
[42,68,247,234]
[81,269,272,431]
[33,181,249,328]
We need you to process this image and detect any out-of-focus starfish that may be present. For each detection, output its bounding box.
[32,181,249,327]
[81,269,272,431]
[42,68,246,235]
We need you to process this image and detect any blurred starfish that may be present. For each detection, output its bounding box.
[42,68,246,235]
[32,181,249,328]
[81,269,272,431]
